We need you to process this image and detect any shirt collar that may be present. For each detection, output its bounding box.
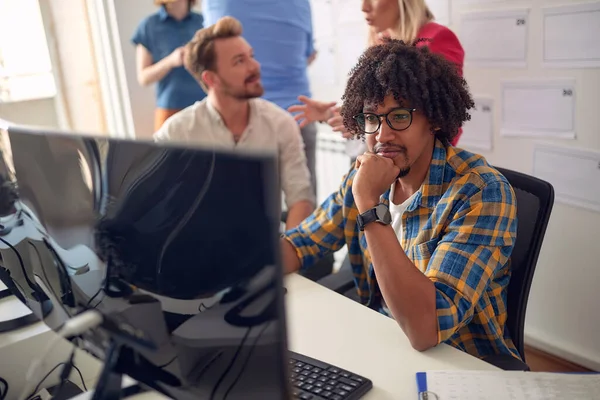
[158,6,191,22]
[205,98,258,133]
[380,139,448,212]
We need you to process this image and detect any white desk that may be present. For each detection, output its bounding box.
[0,274,497,400]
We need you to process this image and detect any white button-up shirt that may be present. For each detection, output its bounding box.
[154,98,315,208]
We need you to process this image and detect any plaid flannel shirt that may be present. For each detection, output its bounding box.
[284,139,520,360]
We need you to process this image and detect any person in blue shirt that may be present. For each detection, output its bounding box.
[132,0,207,132]
[202,0,318,194]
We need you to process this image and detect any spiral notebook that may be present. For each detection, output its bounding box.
[416,370,600,399]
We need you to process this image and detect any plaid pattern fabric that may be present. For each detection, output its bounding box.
[283,139,520,360]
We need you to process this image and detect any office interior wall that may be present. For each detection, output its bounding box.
[0,98,60,128]
[88,0,203,140]
[308,0,599,370]
[0,1,107,135]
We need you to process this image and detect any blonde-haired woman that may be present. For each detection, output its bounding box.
[132,0,206,131]
[289,0,465,147]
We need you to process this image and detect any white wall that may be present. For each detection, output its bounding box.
[452,0,600,370]
[0,99,60,128]
[88,0,203,140]
[308,0,600,370]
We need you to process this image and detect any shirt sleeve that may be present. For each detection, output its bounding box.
[426,27,465,77]
[278,116,316,208]
[424,180,517,344]
[283,168,354,271]
[131,18,151,50]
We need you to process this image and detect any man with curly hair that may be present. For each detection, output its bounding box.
[281,39,521,362]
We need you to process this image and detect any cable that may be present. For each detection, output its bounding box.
[223,322,272,399]
[24,356,88,400]
[209,327,252,400]
[0,376,8,400]
[18,310,103,400]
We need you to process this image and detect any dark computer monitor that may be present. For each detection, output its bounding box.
[0,125,291,399]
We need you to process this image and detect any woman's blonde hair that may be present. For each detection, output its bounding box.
[368,0,434,46]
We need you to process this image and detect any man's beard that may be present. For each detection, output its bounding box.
[372,143,410,178]
[221,74,264,100]
[397,167,410,179]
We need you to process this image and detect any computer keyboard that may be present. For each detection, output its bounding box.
[289,351,373,400]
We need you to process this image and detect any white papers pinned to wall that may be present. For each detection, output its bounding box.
[542,1,600,69]
[500,79,576,139]
[460,97,493,152]
[460,9,529,68]
[533,144,600,213]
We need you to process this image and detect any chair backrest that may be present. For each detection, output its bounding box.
[495,167,554,361]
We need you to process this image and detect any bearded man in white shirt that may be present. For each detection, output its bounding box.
[154,16,315,229]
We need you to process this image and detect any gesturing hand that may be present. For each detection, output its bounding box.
[327,106,352,139]
[287,96,337,128]
[352,152,400,212]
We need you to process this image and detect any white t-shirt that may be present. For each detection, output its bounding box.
[381,182,419,316]
[389,182,420,244]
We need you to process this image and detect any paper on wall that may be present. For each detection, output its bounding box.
[460,9,529,68]
[500,79,576,139]
[533,144,600,213]
[542,1,600,68]
[460,97,493,152]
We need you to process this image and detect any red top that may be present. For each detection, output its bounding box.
[414,22,465,146]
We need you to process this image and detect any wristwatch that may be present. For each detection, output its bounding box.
[357,203,392,231]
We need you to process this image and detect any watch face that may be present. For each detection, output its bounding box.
[374,203,392,225]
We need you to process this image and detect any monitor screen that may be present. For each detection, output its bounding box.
[0,126,290,399]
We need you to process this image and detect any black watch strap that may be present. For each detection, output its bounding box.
[357,208,377,231]
[357,203,391,231]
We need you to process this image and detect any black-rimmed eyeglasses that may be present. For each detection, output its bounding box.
[353,107,416,134]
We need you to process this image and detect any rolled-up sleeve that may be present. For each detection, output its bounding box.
[278,116,315,207]
[424,180,517,344]
[283,168,353,270]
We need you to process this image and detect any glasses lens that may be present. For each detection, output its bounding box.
[355,113,379,133]
[387,109,412,130]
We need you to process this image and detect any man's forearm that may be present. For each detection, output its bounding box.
[285,200,314,230]
[281,238,301,274]
[363,222,438,351]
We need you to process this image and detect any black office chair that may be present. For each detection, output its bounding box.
[317,167,555,371]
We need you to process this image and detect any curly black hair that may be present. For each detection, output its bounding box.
[341,39,474,143]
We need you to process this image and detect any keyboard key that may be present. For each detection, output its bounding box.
[328,367,341,374]
[334,389,349,397]
[339,377,359,388]
[321,391,332,398]
[338,384,353,392]
[299,393,313,400]
[351,375,365,383]
[331,395,343,400]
